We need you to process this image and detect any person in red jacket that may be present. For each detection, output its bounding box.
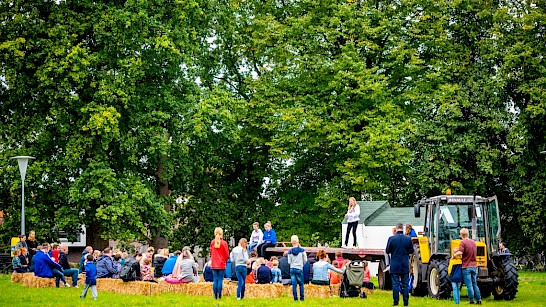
[210,227,229,299]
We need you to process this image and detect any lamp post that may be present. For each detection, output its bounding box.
[10,156,35,235]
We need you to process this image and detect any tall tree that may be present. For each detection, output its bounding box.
[0,0,212,248]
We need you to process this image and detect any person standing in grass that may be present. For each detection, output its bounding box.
[386,223,414,307]
[210,227,229,300]
[230,238,249,300]
[449,247,463,304]
[288,235,307,302]
[81,254,98,300]
[453,228,482,305]
[26,231,38,263]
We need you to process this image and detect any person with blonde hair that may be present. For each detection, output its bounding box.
[230,238,249,300]
[256,221,277,258]
[178,250,199,283]
[288,235,307,301]
[210,227,229,299]
[344,197,360,248]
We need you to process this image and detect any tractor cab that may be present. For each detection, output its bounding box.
[416,195,501,258]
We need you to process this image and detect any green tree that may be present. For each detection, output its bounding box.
[0,0,212,248]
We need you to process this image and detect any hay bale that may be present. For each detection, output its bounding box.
[243,283,285,298]
[97,278,159,296]
[363,287,374,295]
[330,283,340,296]
[11,272,25,283]
[186,282,213,296]
[304,284,331,298]
[28,276,56,288]
[156,280,188,294]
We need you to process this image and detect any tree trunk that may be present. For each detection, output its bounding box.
[152,160,171,248]
[86,220,109,250]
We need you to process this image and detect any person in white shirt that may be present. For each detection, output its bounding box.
[344,197,360,248]
[248,222,263,256]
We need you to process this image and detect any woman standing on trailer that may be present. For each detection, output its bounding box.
[344,197,360,248]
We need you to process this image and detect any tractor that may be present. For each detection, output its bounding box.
[406,194,518,300]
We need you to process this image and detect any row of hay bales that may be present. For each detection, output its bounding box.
[11,273,373,298]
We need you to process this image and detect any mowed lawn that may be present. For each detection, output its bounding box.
[0,272,545,306]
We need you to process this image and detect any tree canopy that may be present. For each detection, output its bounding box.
[1,0,545,256]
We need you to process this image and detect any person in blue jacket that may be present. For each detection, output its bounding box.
[161,251,181,276]
[386,223,414,307]
[81,253,98,300]
[203,259,214,282]
[256,221,277,258]
[96,247,119,278]
[33,244,68,288]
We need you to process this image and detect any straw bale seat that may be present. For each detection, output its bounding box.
[12,272,78,288]
[11,273,373,298]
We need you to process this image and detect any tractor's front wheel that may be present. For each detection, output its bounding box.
[410,246,427,296]
[427,259,451,299]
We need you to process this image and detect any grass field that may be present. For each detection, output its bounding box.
[1,272,545,306]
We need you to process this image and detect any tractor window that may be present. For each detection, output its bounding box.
[437,204,486,253]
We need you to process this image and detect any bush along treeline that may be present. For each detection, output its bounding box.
[0,1,544,256]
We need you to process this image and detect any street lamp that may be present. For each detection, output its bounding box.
[10,156,35,235]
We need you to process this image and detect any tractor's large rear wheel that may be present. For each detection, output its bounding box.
[427,259,451,299]
[410,246,427,296]
[378,259,392,290]
[493,258,519,300]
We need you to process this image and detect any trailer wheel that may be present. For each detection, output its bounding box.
[427,259,451,299]
[378,259,392,290]
[493,258,519,301]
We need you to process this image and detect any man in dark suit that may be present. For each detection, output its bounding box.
[386,223,414,306]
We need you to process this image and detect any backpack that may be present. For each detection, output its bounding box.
[120,260,136,282]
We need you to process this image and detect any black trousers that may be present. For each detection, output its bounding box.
[345,221,358,246]
[257,242,276,258]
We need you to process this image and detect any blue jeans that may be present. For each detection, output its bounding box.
[248,242,258,256]
[290,268,304,301]
[63,268,79,286]
[235,265,247,299]
[52,269,67,288]
[462,267,481,303]
[452,282,461,304]
[391,273,409,306]
[212,269,225,298]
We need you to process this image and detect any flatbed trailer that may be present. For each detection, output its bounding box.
[265,243,386,262]
[265,243,391,289]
